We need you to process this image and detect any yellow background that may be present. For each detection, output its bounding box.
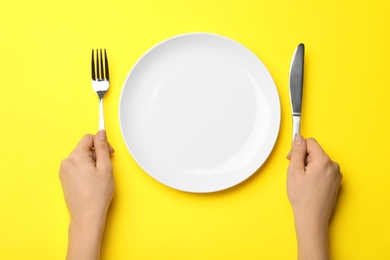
[1,0,389,259]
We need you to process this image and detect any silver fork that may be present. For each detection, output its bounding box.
[91,49,110,130]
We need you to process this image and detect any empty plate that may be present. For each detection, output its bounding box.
[119,33,280,193]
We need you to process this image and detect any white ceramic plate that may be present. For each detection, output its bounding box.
[119,33,280,193]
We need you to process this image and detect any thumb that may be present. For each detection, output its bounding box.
[94,130,112,173]
[288,135,307,176]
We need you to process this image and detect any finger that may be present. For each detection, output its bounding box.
[74,134,95,153]
[305,138,324,154]
[91,150,96,161]
[288,135,307,175]
[94,130,112,173]
[305,138,326,164]
[70,134,95,163]
[286,149,292,160]
[92,146,113,161]
[108,143,115,154]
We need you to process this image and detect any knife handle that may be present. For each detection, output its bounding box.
[292,115,301,141]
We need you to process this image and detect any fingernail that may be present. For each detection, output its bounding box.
[294,134,303,145]
[97,130,107,140]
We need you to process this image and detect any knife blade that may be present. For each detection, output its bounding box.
[289,43,305,141]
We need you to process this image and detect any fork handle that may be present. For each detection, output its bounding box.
[99,97,105,130]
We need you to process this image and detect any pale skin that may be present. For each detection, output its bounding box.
[59,130,114,260]
[287,135,342,260]
[59,133,342,260]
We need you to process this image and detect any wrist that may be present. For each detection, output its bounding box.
[67,214,108,260]
[293,211,329,260]
[69,211,107,233]
[293,211,328,230]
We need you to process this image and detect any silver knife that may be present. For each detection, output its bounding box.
[289,43,305,141]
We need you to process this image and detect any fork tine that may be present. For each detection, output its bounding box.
[97,49,101,80]
[100,49,104,80]
[104,49,109,81]
[91,49,96,80]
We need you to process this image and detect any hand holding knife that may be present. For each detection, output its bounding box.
[289,43,305,141]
